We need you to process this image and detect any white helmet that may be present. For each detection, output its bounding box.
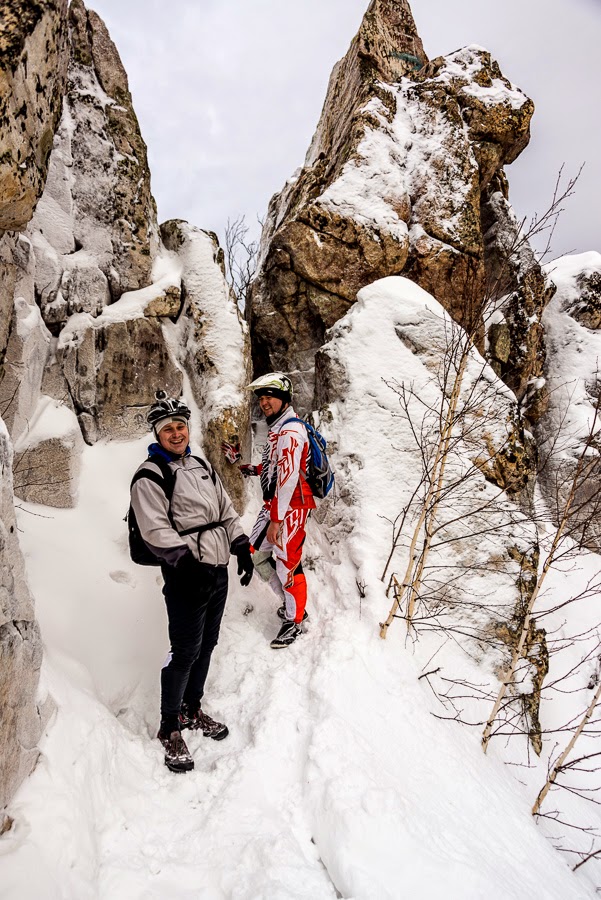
[247,372,293,402]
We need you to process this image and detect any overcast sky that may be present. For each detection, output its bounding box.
[89,0,600,260]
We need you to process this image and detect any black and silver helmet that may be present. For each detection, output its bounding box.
[147,390,191,431]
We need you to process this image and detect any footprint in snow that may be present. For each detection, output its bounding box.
[109,569,136,587]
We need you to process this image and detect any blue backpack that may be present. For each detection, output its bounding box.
[288,418,334,499]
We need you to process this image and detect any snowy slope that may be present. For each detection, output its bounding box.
[2,279,600,899]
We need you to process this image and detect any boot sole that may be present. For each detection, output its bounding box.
[164,759,194,773]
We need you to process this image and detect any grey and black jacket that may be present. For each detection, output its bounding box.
[130,453,245,568]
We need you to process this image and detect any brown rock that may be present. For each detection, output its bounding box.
[144,285,182,318]
[0,0,69,231]
[250,9,535,412]
[58,312,183,441]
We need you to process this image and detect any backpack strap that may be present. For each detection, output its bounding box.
[131,454,223,544]
[131,457,177,527]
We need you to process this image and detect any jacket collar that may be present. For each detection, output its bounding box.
[267,405,297,432]
[148,442,191,463]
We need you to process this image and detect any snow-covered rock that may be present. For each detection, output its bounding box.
[538,252,601,551]
[251,0,537,412]
[0,239,52,444]
[161,220,251,510]
[27,0,159,335]
[315,276,544,747]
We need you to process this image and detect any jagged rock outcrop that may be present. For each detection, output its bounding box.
[28,0,159,334]
[250,0,545,415]
[161,220,251,510]
[482,187,554,422]
[0,0,69,232]
[538,252,601,552]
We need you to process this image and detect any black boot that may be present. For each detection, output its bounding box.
[179,704,229,740]
[270,620,304,649]
[157,729,194,773]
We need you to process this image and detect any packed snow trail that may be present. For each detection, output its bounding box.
[0,436,595,899]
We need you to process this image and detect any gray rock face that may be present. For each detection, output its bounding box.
[0,0,69,232]
[66,0,159,297]
[27,0,159,335]
[0,238,51,444]
[0,421,47,819]
[0,1,68,811]
[161,220,251,511]
[250,0,537,413]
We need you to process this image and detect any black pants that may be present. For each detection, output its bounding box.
[159,559,228,733]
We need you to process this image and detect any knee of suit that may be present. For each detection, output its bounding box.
[287,571,307,600]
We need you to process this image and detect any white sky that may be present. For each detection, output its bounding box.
[89,0,601,260]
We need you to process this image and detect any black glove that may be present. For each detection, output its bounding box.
[231,535,254,586]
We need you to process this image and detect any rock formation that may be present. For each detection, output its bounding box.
[250,0,548,418]
[314,275,545,751]
[538,253,601,552]
[0,0,251,825]
[161,220,251,509]
[0,0,69,232]
[0,0,70,830]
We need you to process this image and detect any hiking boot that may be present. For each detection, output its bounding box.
[277,605,308,622]
[270,620,303,649]
[157,729,194,773]
[179,703,229,741]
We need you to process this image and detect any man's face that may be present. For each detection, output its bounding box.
[258,394,284,418]
[158,420,189,455]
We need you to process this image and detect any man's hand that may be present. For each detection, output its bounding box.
[230,534,254,586]
[239,464,260,477]
[221,439,241,464]
[267,520,282,547]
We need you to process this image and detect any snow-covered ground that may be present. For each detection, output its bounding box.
[2,278,601,899]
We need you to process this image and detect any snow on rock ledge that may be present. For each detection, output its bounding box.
[251,0,534,412]
[161,220,251,511]
[538,252,601,551]
[13,397,83,508]
[314,276,545,748]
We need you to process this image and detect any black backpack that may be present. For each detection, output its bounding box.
[127,454,216,566]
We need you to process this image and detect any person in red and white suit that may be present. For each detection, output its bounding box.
[245,373,315,648]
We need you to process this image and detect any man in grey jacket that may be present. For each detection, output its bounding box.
[130,391,253,773]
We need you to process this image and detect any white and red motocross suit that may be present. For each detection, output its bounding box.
[249,405,315,622]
